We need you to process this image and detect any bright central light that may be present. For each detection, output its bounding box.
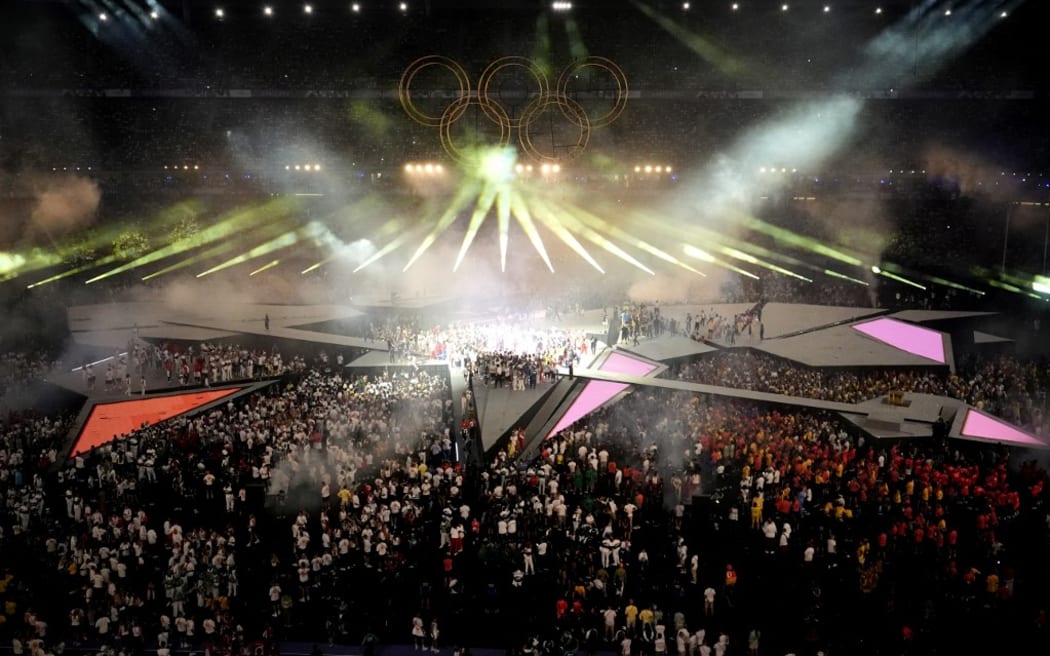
[215,8,224,18]
[351,3,361,12]
[304,4,313,14]
[478,147,518,184]
[731,3,739,10]
[99,12,108,21]
[399,2,408,11]
[263,6,273,16]
[781,3,788,11]
[150,11,159,19]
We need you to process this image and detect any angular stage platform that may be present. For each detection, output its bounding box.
[51,300,1046,461]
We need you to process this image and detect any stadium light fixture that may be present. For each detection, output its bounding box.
[552,1,573,11]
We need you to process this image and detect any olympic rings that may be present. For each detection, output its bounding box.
[400,55,628,164]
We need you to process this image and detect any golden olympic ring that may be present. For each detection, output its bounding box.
[399,55,628,163]
[398,55,472,128]
[439,96,512,162]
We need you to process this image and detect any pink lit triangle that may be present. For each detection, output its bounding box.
[961,408,1046,447]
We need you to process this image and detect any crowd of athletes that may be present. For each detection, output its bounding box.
[1,316,1049,656]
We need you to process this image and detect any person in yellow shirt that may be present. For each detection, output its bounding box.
[625,600,639,633]
[639,606,655,628]
[750,495,764,529]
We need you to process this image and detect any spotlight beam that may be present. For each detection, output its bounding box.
[497,187,511,273]
[683,244,759,279]
[453,184,499,272]
[554,200,705,276]
[528,198,605,274]
[404,183,479,272]
[509,191,554,273]
[196,222,324,278]
[86,199,295,284]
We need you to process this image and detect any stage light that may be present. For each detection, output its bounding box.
[823,5,830,13]
[215,8,224,18]
[683,2,690,9]
[875,7,882,14]
[781,4,788,11]
[304,4,313,14]
[99,12,108,21]
[264,6,273,16]
[552,1,573,11]
[352,3,361,13]
[731,3,739,10]
[399,2,408,11]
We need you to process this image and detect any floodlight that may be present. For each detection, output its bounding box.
[875,7,882,14]
[215,8,224,18]
[823,5,830,13]
[399,2,408,11]
[99,12,108,21]
[731,3,739,10]
[781,4,788,11]
[264,6,273,16]
[352,3,361,13]
[644,165,653,173]
[304,4,313,14]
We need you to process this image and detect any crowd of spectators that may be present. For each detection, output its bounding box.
[673,350,1049,435]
